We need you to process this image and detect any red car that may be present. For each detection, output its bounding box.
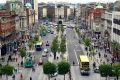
[38,58,43,65]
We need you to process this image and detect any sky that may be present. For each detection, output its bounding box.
[38,0,117,3]
[0,0,117,3]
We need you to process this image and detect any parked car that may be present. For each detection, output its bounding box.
[42,49,49,57]
[51,71,58,77]
[93,68,99,73]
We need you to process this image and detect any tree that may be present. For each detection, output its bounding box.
[51,36,59,59]
[28,42,33,50]
[113,63,120,80]
[34,35,39,41]
[0,66,2,77]
[43,61,56,80]
[83,38,91,54]
[19,48,26,58]
[99,64,112,80]
[56,25,60,33]
[112,41,120,60]
[61,25,65,34]
[58,61,70,80]
[60,37,66,59]
[31,37,37,44]
[2,64,14,80]
[90,49,96,60]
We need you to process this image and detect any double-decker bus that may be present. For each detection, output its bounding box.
[79,55,90,75]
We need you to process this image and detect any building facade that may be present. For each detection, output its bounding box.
[23,0,38,21]
[0,11,16,56]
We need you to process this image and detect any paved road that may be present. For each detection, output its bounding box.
[66,22,105,80]
[66,28,80,65]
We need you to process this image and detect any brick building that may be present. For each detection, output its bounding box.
[0,10,16,56]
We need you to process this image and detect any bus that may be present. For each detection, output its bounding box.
[79,55,90,75]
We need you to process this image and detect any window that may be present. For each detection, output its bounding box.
[2,17,4,21]
[113,28,120,35]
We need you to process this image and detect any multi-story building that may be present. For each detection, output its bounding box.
[38,2,71,22]
[0,10,16,56]
[6,0,23,39]
[111,11,120,44]
[23,0,38,21]
[101,10,112,52]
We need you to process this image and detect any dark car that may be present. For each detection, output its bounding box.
[93,68,99,73]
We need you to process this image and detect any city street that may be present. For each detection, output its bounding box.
[1,0,120,80]
[66,22,106,80]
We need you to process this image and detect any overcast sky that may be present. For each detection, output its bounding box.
[0,0,117,3]
[38,0,117,3]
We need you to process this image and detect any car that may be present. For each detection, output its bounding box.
[93,68,99,73]
[38,58,43,65]
[51,72,58,77]
[44,48,49,53]
[42,49,49,57]
[42,52,47,57]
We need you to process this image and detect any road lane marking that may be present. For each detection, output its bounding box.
[74,49,79,65]
[73,29,79,39]
[66,41,69,62]
[75,50,81,51]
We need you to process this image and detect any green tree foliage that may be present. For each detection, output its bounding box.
[99,64,112,79]
[19,48,26,58]
[0,66,2,76]
[61,25,65,34]
[51,36,59,59]
[113,63,120,80]
[28,42,33,49]
[34,35,39,41]
[75,27,80,36]
[43,61,56,80]
[60,37,66,54]
[83,38,91,47]
[57,25,60,33]
[90,49,96,56]
[58,61,70,80]
[31,37,37,44]
[2,64,14,80]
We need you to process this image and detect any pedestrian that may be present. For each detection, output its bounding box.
[14,68,17,73]
[20,73,23,80]
[30,76,32,80]
[73,61,75,66]
[98,52,101,58]
[93,62,96,69]
[57,56,59,60]
[16,57,18,62]
[32,67,35,72]
[12,74,15,80]
[21,61,23,66]
[87,52,88,55]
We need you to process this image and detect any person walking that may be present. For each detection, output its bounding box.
[30,76,32,80]
[12,74,15,80]
[98,52,101,58]
[73,61,75,66]
[20,73,23,80]
[93,62,96,69]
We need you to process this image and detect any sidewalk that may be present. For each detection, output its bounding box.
[80,44,112,67]
[42,52,70,80]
